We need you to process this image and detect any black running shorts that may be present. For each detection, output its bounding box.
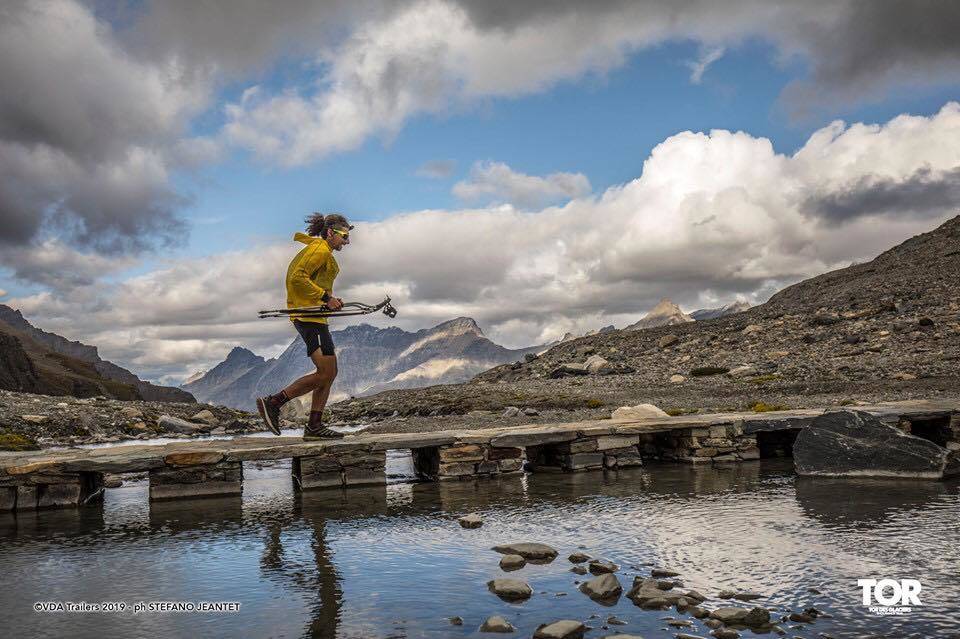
[293,320,335,357]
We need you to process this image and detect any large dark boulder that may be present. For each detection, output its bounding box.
[794,410,959,480]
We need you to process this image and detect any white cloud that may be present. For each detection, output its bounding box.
[453,161,591,208]
[686,45,726,84]
[8,104,960,380]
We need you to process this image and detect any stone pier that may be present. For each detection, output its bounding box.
[293,450,386,490]
[0,470,102,511]
[412,443,525,480]
[149,460,243,500]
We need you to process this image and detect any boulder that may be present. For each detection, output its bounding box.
[584,355,610,374]
[580,573,622,601]
[158,415,206,434]
[502,406,520,418]
[487,579,532,601]
[190,409,219,424]
[658,334,679,348]
[727,365,757,378]
[794,410,959,479]
[524,407,540,416]
[611,404,669,421]
[670,374,686,383]
[499,554,526,571]
[588,559,619,574]
[459,513,483,529]
[492,542,558,560]
[480,615,516,633]
[568,551,590,563]
[549,363,590,378]
[533,620,586,639]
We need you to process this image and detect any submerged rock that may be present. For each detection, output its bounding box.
[794,410,959,479]
[579,573,622,602]
[492,542,558,560]
[588,559,619,575]
[499,554,526,571]
[533,620,587,639]
[480,615,516,633]
[459,513,483,528]
[487,579,532,601]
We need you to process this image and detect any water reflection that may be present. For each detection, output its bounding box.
[1,462,958,638]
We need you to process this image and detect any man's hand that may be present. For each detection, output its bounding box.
[327,297,344,311]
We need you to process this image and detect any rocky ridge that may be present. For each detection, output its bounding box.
[328,215,960,428]
[0,305,194,403]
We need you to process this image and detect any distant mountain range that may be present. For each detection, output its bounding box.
[690,300,752,321]
[182,317,542,410]
[0,305,194,402]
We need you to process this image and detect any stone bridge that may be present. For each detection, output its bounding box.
[2,400,957,512]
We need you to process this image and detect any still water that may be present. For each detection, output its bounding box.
[2,456,958,639]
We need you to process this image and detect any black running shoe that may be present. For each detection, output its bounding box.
[303,425,344,440]
[256,396,282,436]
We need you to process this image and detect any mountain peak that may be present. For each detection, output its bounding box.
[625,298,693,331]
[432,317,484,337]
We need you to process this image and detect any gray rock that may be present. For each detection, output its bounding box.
[499,554,526,571]
[492,542,558,560]
[743,607,771,626]
[794,410,959,479]
[568,551,590,563]
[480,615,516,633]
[710,608,749,624]
[487,578,532,601]
[533,620,587,639]
[570,566,588,575]
[727,365,758,378]
[459,513,483,529]
[502,406,520,418]
[524,407,540,416]
[549,363,590,378]
[449,616,463,625]
[588,559,619,574]
[158,415,205,434]
[650,569,680,577]
[579,573,622,601]
[711,630,740,639]
[659,334,679,348]
[611,404,669,420]
[584,355,610,374]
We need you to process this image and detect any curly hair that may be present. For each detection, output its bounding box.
[304,212,327,237]
[304,212,353,238]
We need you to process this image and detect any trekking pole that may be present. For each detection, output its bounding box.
[258,296,397,319]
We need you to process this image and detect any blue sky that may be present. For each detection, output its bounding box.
[2,1,959,382]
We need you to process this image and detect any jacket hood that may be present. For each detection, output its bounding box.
[294,232,323,245]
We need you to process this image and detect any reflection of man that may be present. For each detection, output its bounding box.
[260,513,342,639]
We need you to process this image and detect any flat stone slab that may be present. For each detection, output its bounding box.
[0,400,954,485]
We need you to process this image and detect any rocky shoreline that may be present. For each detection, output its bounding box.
[456,537,833,638]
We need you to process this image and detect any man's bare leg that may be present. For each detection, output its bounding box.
[258,352,336,436]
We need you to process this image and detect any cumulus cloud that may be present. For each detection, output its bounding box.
[221,0,960,164]
[453,161,591,208]
[0,0,205,279]
[9,104,960,380]
[415,159,457,179]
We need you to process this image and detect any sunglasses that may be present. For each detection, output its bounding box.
[329,227,350,240]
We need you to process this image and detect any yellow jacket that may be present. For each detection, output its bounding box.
[286,232,339,324]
